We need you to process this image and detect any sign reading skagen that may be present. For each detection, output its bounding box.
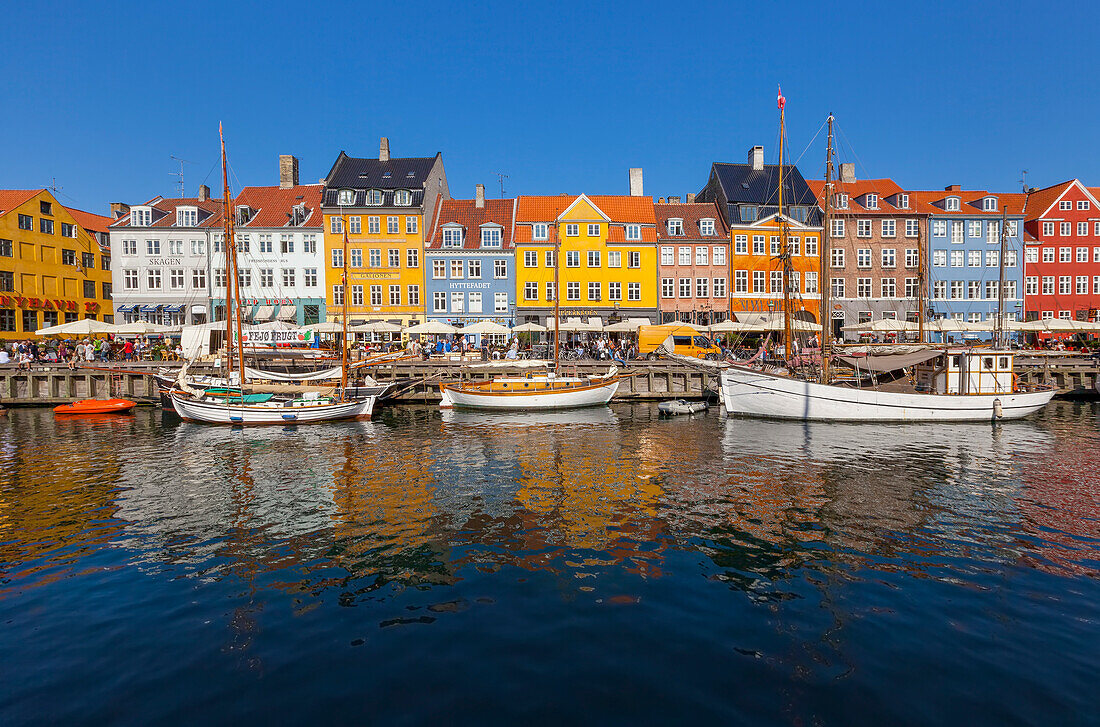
[147,258,185,266]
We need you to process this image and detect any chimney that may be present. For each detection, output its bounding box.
[110,202,130,219]
[379,137,390,162]
[279,155,299,189]
[668,195,681,204]
[749,145,764,171]
[945,184,961,192]
[475,183,485,208]
[198,184,210,202]
[629,168,644,197]
[658,197,665,204]
[686,193,696,204]
[839,163,856,184]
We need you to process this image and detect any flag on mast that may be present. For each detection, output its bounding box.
[777,86,786,110]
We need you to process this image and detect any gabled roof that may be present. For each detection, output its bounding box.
[653,201,729,240]
[0,189,41,216]
[908,189,1024,217]
[321,150,439,206]
[110,197,224,229]
[64,206,114,234]
[515,195,657,224]
[427,198,516,250]
[707,162,821,225]
[805,178,936,215]
[1023,180,1097,221]
[235,183,322,229]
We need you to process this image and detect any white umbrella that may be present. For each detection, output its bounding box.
[350,321,403,333]
[1018,318,1100,332]
[604,320,640,332]
[112,321,179,334]
[841,319,920,333]
[250,319,298,331]
[549,318,603,332]
[302,321,347,333]
[925,318,972,332]
[512,322,547,332]
[461,320,511,335]
[404,320,457,335]
[35,319,117,336]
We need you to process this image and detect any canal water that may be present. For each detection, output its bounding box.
[1,402,1097,726]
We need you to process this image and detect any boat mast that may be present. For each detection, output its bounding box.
[819,114,834,383]
[220,123,245,387]
[917,220,926,344]
[553,221,561,374]
[995,204,1009,348]
[777,87,794,358]
[341,213,350,392]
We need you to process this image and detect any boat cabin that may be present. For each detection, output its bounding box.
[915,350,1015,395]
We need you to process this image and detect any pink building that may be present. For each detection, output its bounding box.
[654,198,731,325]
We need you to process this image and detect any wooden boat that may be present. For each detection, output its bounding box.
[657,399,708,416]
[439,369,619,410]
[54,398,137,415]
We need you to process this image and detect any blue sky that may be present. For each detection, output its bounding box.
[4,0,1099,215]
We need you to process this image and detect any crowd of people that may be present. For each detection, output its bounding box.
[0,336,184,369]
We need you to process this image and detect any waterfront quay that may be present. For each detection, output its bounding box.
[2,353,1099,406]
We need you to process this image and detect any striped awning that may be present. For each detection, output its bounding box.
[162,304,184,313]
[116,304,136,313]
[140,304,161,313]
[253,305,276,321]
[276,305,297,321]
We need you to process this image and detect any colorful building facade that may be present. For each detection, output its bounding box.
[653,198,731,325]
[0,189,115,339]
[321,138,448,327]
[513,194,659,327]
[1022,179,1100,324]
[425,186,515,334]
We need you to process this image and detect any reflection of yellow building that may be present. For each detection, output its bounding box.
[0,189,114,339]
[320,140,448,327]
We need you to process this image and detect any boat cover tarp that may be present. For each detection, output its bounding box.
[245,366,344,381]
[838,349,942,373]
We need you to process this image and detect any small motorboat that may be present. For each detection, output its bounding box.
[54,399,137,416]
[658,399,709,417]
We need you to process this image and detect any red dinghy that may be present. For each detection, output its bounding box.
[54,399,137,415]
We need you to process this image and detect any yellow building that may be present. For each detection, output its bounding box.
[0,189,114,339]
[320,139,448,326]
[514,194,659,326]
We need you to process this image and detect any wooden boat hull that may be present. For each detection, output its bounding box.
[719,366,1055,421]
[169,391,376,424]
[54,399,137,415]
[439,377,619,410]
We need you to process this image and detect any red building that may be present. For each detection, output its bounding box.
[1022,180,1100,324]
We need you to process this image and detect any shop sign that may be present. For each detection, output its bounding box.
[0,295,95,312]
[147,258,185,266]
[234,328,314,345]
[239,297,294,306]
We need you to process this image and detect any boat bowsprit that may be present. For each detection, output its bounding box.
[54,399,137,415]
[657,399,709,416]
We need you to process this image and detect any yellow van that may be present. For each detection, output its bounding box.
[637,325,720,359]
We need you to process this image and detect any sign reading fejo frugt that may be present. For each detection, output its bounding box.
[233,329,314,346]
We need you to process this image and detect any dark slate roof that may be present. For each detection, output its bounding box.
[323,151,438,190]
[709,162,822,225]
[321,187,425,208]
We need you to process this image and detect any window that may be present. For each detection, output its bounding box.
[864,193,878,210]
[714,246,727,265]
[627,282,640,301]
[678,247,691,265]
[365,190,382,206]
[332,285,344,305]
[331,248,344,269]
[834,193,848,209]
[968,250,981,267]
[481,228,502,247]
[832,277,845,298]
[1076,276,1089,295]
[700,219,715,236]
[1042,221,1055,237]
[80,251,95,269]
[790,206,808,223]
[120,239,136,255]
[966,220,981,239]
[145,239,160,255]
[857,248,872,268]
[831,248,845,268]
[1060,247,1072,263]
[565,224,579,236]
[608,282,622,301]
[39,218,54,234]
[968,281,981,300]
[16,213,32,231]
[348,216,362,234]
[1095,247,1100,263]
[933,281,946,299]
[1025,276,1038,296]
[987,221,1000,244]
[1059,200,1073,211]
[982,196,997,212]
[905,278,919,298]
[147,269,161,289]
[587,250,600,267]
[305,234,318,254]
[608,251,621,268]
[494,259,507,278]
[192,268,206,288]
[696,278,709,298]
[1078,247,1089,263]
[949,280,963,299]
[282,268,296,287]
[985,281,999,300]
[896,193,909,209]
[369,285,381,306]
[214,268,226,288]
[348,248,362,268]
[304,268,317,287]
[387,248,399,267]
[336,189,355,206]
[432,259,446,279]
[881,248,896,268]
[545,282,555,301]
[854,278,871,297]
[1060,222,1071,236]
[770,271,783,293]
[733,270,748,293]
[1096,223,1100,236]
[753,271,765,293]
[905,248,919,268]
[406,216,418,234]
[626,224,641,241]
[169,269,185,289]
[1079,222,1089,237]
[950,250,963,267]
[667,219,683,236]
[390,285,402,306]
[566,282,580,300]
[679,278,692,297]
[566,251,580,267]
[856,219,872,237]
[468,260,481,279]
[356,285,368,305]
[1024,247,1038,264]
[524,282,537,301]
[661,246,674,265]
[951,222,964,244]
[881,219,896,237]
[1059,276,1071,295]
[1076,199,1091,211]
[882,278,897,298]
[1042,276,1054,295]
[1095,277,1100,295]
[434,291,448,311]
[933,249,946,267]
[734,235,748,254]
[753,235,766,254]
[696,247,709,265]
[467,291,482,312]
[237,269,251,287]
[945,197,960,211]
[714,277,728,296]
[450,260,464,279]
[933,220,947,237]
[123,269,138,290]
[588,282,601,301]
[545,251,555,268]
[523,251,537,268]
[533,223,548,240]
[493,292,507,313]
[1042,247,1054,263]
[330,217,343,234]
[365,249,379,267]
[587,223,600,237]
[368,217,381,234]
[741,205,759,222]
[387,216,399,234]
[904,219,919,238]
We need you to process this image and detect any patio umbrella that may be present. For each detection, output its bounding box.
[112,321,180,334]
[461,320,511,335]
[841,319,920,333]
[404,321,457,335]
[350,321,403,333]
[35,319,117,336]
[302,321,347,333]
[512,322,547,332]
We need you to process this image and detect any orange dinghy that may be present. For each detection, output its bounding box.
[53,399,137,415]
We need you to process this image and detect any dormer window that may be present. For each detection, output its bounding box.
[789,206,808,223]
[235,205,253,225]
[700,218,715,236]
[441,226,463,248]
[480,226,502,247]
[865,193,878,210]
[393,189,411,206]
[366,189,383,206]
[130,207,152,227]
[667,218,684,236]
[290,204,307,226]
[176,206,198,227]
[533,223,549,240]
[945,196,960,211]
[625,224,641,241]
[983,196,997,212]
[834,194,848,209]
[897,193,909,209]
[741,205,759,222]
[337,189,355,206]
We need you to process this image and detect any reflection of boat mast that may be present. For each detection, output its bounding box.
[819,114,834,383]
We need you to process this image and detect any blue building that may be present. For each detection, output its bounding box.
[425,187,516,342]
[917,187,1027,337]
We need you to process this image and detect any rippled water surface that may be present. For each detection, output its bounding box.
[1,402,1098,726]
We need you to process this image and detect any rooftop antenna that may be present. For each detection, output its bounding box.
[496,172,509,198]
[47,177,62,194]
[1019,169,1029,193]
[170,155,192,197]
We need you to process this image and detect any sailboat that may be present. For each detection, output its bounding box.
[438,217,620,410]
[718,96,1055,422]
[169,125,380,424]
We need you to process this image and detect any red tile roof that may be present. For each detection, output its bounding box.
[805,179,938,215]
[516,194,657,224]
[427,198,516,249]
[64,206,114,234]
[653,201,729,240]
[235,184,323,229]
[908,188,1024,216]
[0,189,41,216]
[1023,180,1076,221]
[110,196,224,228]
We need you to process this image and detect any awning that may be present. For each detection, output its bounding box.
[116,304,136,313]
[140,304,161,313]
[276,305,297,321]
[838,349,943,373]
[162,304,184,313]
[253,305,276,321]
